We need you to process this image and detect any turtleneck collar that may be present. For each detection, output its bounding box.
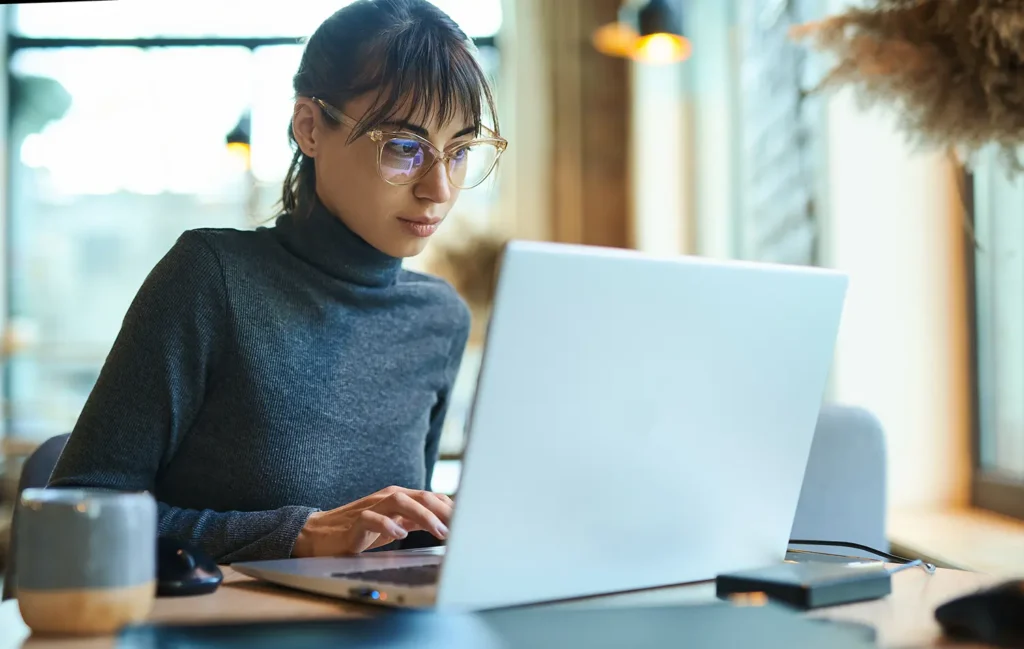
[272,199,402,288]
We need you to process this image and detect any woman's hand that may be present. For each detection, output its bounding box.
[291,486,454,557]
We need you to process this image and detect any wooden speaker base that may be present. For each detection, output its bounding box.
[18,580,156,636]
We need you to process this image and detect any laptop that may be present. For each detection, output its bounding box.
[233,240,849,611]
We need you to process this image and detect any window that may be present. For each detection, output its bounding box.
[3,2,502,456]
[971,146,1024,519]
[12,0,501,39]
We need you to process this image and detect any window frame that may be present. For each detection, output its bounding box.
[968,161,1024,520]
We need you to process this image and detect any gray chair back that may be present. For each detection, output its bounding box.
[791,405,888,558]
[2,433,71,601]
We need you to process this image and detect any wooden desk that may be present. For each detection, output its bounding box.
[0,565,1003,649]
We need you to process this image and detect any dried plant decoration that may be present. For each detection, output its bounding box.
[428,227,508,322]
[791,0,1024,173]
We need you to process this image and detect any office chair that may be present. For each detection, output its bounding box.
[2,433,71,601]
[791,405,888,559]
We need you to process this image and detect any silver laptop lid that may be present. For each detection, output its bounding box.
[437,241,848,610]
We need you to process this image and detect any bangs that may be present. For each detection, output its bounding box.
[345,24,496,140]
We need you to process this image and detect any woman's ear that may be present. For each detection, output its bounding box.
[292,99,319,158]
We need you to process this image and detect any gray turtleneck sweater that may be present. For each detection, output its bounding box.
[48,201,471,563]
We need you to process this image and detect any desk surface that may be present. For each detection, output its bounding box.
[0,564,1003,649]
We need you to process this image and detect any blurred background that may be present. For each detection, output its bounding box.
[0,0,1021,576]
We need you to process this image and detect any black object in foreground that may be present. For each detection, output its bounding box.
[716,561,892,610]
[156,537,223,597]
[935,580,1024,648]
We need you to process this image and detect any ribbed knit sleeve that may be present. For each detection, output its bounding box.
[48,231,316,562]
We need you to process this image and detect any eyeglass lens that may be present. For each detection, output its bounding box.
[379,137,499,188]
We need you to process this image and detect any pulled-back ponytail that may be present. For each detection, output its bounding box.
[280,147,317,218]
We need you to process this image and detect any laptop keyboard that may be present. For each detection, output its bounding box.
[330,563,440,587]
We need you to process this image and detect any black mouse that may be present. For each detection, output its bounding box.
[935,580,1024,648]
[156,536,223,597]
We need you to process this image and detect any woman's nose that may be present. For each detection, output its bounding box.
[414,160,453,204]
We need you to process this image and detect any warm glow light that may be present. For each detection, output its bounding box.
[632,33,692,64]
[729,592,769,607]
[226,141,251,172]
[592,21,639,58]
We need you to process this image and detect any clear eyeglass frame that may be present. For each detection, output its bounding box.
[310,96,508,190]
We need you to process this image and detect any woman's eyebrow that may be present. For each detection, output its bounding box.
[380,120,430,137]
[381,120,477,139]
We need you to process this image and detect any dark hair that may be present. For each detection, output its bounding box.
[282,0,499,218]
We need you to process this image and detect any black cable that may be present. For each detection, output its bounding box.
[788,539,936,573]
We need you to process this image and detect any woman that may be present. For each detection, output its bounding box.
[47,0,507,563]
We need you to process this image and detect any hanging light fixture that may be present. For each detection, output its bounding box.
[225,110,252,172]
[592,0,691,65]
[635,0,691,64]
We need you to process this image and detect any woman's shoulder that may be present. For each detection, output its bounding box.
[141,227,277,300]
[399,269,472,326]
[128,227,268,315]
[179,224,273,254]
[162,225,276,271]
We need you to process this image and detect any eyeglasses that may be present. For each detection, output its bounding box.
[310,97,508,190]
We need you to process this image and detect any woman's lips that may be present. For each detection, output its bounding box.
[397,217,441,238]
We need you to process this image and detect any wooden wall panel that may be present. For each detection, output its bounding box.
[544,0,632,249]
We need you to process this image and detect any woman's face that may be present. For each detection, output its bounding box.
[292,92,474,259]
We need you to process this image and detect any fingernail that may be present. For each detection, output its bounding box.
[393,526,408,539]
[436,524,449,538]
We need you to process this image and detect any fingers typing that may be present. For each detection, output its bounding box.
[374,491,450,539]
